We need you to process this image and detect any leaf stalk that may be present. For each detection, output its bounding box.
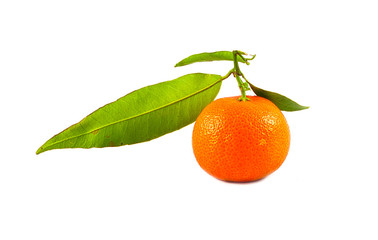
[232,50,250,101]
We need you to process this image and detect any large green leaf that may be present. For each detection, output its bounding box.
[175,51,246,67]
[36,73,223,154]
[248,83,309,111]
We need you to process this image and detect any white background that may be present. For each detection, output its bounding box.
[1,0,377,239]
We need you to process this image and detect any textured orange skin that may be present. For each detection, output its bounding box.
[192,96,290,182]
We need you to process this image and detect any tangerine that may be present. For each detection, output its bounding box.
[192,96,290,182]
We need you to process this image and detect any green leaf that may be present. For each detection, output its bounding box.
[175,51,246,67]
[248,83,309,111]
[36,73,223,154]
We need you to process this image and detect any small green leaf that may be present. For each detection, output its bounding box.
[36,73,223,154]
[248,83,309,111]
[243,82,251,90]
[175,51,246,67]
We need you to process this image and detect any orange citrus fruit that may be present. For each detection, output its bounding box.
[192,96,290,182]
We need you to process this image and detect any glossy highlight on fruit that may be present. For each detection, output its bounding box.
[192,96,290,182]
